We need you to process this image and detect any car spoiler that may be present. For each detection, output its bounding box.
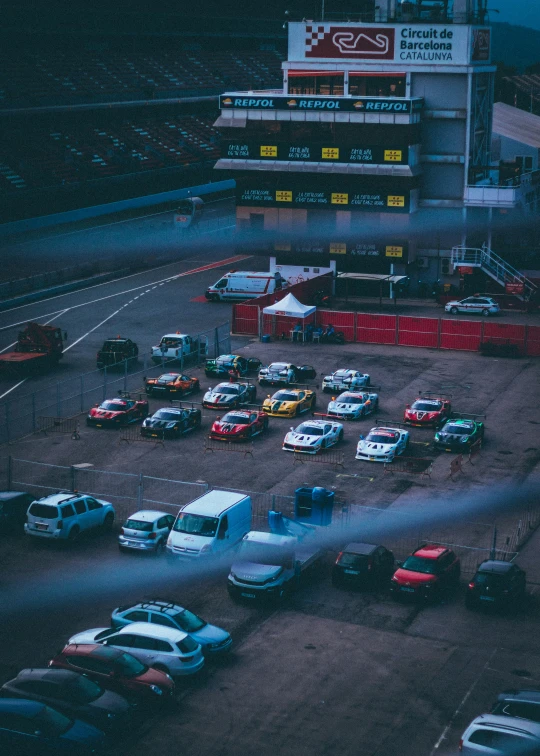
[170,400,202,410]
[117,390,146,401]
[419,391,453,400]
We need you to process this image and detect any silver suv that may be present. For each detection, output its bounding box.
[118,510,175,555]
[25,492,115,541]
[68,622,204,678]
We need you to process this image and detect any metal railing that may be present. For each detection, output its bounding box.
[451,244,538,301]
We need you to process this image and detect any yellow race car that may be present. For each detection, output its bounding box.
[262,388,316,418]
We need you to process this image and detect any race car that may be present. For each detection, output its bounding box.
[282,419,344,455]
[322,369,370,393]
[326,390,379,420]
[86,395,149,428]
[145,372,200,398]
[355,426,409,463]
[204,354,262,379]
[141,406,201,438]
[434,417,485,452]
[210,410,268,441]
[262,388,316,418]
[404,394,451,427]
[202,381,257,410]
[258,363,316,387]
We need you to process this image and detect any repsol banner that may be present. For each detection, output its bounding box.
[220,94,422,113]
[237,183,411,213]
[224,141,409,164]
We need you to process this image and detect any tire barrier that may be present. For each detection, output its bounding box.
[383,456,433,477]
[36,416,80,440]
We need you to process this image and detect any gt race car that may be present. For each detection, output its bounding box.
[355,426,409,463]
[202,382,257,410]
[283,419,344,455]
[204,354,261,379]
[327,391,379,420]
[145,372,200,398]
[258,363,316,386]
[87,395,149,428]
[434,416,485,452]
[262,389,316,418]
[141,406,201,438]
[322,369,370,393]
[210,410,268,441]
[404,394,451,427]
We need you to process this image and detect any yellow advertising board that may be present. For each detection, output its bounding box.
[260,145,278,157]
[322,147,340,159]
[276,190,292,202]
[331,193,349,205]
[329,243,347,255]
[384,150,402,162]
[387,195,405,207]
[385,246,404,258]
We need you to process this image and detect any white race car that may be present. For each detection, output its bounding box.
[322,369,370,393]
[355,426,409,463]
[259,363,297,386]
[283,419,344,455]
[327,391,379,420]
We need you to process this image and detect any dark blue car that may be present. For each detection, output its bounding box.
[0,698,105,754]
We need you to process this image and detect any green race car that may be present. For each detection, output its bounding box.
[434,417,484,452]
[204,354,261,379]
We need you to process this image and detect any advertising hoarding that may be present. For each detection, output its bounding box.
[220,94,422,112]
[223,141,410,164]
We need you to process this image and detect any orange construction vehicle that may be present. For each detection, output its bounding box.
[0,322,66,373]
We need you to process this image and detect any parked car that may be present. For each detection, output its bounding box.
[118,511,175,555]
[258,363,316,387]
[68,623,205,678]
[262,388,316,418]
[202,381,257,410]
[144,372,200,398]
[445,296,500,316]
[49,644,175,704]
[459,713,540,753]
[466,560,526,610]
[0,490,34,534]
[96,337,138,369]
[404,395,451,427]
[355,426,409,463]
[24,493,115,542]
[492,690,540,724]
[327,391,379,421]
[434,416,485,452]
[282,419,344,454]
[0,668,131,734]
[204,354,261,379]
[141,406,201,438]
[111,600,232,655]
[0,698,105,755]
[322,369,370,393]
[390,544,461,601]
[86,395,149,428]
[332,543,395,589]
[210,410,268,441]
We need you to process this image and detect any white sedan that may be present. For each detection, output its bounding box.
[322,369,370,393]
[283,419,344,455]
[355,426,409,463]
[327,391,379,420]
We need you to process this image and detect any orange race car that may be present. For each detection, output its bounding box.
[145,372,200,398]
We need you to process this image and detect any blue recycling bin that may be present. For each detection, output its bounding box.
[294,487,334,526]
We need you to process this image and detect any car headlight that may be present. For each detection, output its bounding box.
[150,685,163,695]
[166,422,176,429]
[460,436,468,443]
[434,433,440,440]
[107,712,117,719]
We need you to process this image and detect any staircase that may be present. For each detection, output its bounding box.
[451,244,538,301]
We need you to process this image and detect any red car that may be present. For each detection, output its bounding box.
[404,394,451,427]
[390,544,461,601]
[210,410,269,442]
[87,395,149,428]
[49,644,175,703]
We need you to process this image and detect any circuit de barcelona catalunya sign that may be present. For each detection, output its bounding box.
[220,95,423,113]
[288,22,490,65]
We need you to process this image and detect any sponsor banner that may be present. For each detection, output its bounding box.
[505,282,525,295]
[223,141,410,164]
[288,22,489,65]
[237,185,411,212]
[272,242,409,269]
[220,94,422,113]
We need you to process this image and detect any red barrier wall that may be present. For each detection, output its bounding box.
[397,316,439,348]
[356,313,397,345]
[232,303,259,335]
[526,325,540,356]
[316,310,356,342]
[440,319,482,351]
[482,322,527,354]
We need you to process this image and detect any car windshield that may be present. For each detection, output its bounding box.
[338,394,364,404]
[274,392,297,401]
[443,424,473,435]
[177,636,199,654]
[474,572,506,586]
[34,706,72,736]
[238,541,294,568]
[124,519,153,532]
[216,386,239,395]
[296,424,324,436]
[173,513,219,537]
[158,374,178,382]
[172,609,206,632]
[153,410,182,421]
[102,341,124,352]
[366,432,398,443]
[95,628,117,641]
[222,413,249,425]
[338,553,369,569]
[159,338,182,348]
[402,556,437,574]
[29,503,58,519]
[100,401,129,412]
[115,652,147,677]
[64,676,103,704]
[411,401,442,411]
[269,364,288,372]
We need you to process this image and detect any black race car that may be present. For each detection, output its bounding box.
[141,406,201,438]
[434,416,484,452]
[96,337,138,369]
[202,382,257,410]
[204,354,262,379]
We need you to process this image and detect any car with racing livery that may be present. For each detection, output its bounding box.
[327,390,379,420]
[283,419,344,455]
[404,394,451,427]
[204,354,261,379]
[141,406,201,438]
[86,394,149,428]
[258,363,316,387]
[202,382,256,410]
[434,416,484,452]
[322,369,370,393]
[355,425,409,463]
[262,389,316,418]
[145,372,200,398]
[210,410,268,441]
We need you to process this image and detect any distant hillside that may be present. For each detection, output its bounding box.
[492,22,540,71]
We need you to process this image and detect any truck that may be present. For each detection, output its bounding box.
[0,322,66,373]
[227,512,325,602]
[151,332,208,365]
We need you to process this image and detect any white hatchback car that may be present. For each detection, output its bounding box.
[444,296,500,316]
[118,510,175,555]
[69,622,204,678]
[25,492,115,541]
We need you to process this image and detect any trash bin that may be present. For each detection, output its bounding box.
[294,487,334,526]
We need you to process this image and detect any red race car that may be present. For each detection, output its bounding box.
[87,393,149,428]
[210,410,268,442]
[404,393,451,428]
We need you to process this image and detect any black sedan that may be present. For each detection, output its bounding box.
[466,560,526,610]
[141,407,201,438]
[332,543,395,589]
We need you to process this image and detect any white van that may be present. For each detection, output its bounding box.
[205,271,285,301]
[166,490,252,559]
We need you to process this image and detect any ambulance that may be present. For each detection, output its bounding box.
[205,271,286,301]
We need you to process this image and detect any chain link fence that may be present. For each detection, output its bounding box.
[0,322,230,445]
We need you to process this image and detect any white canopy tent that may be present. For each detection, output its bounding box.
[262,293,316,318]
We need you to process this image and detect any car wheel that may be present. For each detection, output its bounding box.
[450,306,459,315]
[482,309,490,317]
[68,525,80,542]
[103,512,115,531]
